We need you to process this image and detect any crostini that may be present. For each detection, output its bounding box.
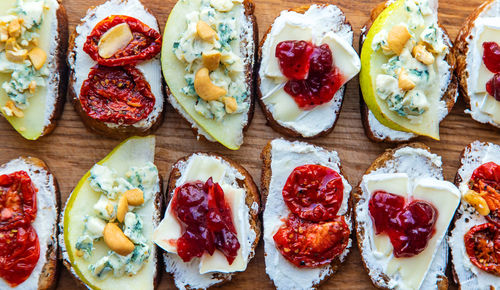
[61,136,162,289]
[162,0,257,150]
[0,0,67,140]
[258,5,360,138]
[455,0,500,128]
[68,0,165,138]
[153,153,260,289]
[355,143,460,289]
[449,141,500,288]
[359,0,457,142]
[0,157,59,290]
[260,139,352,289]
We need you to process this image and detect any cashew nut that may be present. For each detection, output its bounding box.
[98,23,133,59]
[4,100,24,118]
[28,81,36,94]
[412,43,435,65]
[464,190,490,216]
[103,223,135,256]
[28,47,47,70]
[398,69,416,91]
[8,18,21,38]
[124,188,144,206]
[196,21,218,42]
[117,195,128,223]
[387,25,411,55]
[194,68,227,101]
[223,97,237,113]
[202,50,221,71]
[5,38,27,63]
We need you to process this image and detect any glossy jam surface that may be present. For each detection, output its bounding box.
[273,214,349,267]
[487,73,500,102]
[282,164,344,221]
[172,178,239,264]
[0,171,40,287]
[369,190,437,258]
[483,42,500,74]
[276,40,343,109]
[464,223,500,276]
[470,162,500,227]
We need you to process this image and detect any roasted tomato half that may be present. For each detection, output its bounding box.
[83,15,162,66]
[282,164,344,222]
[79,65,155,125]
[464,223,500,276]
[470,162,500,227]
[273,214,349,268]
[0,171,37,230]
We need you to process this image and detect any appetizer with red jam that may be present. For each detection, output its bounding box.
[260,139,352,289]
[450,141,500,288]
[355,143,460,289]
[258,5,360,138]
[153,153,260,289]
[68,0,164,138]
[0,157,59,290]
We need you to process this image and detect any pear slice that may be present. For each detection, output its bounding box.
[62,136,159,289]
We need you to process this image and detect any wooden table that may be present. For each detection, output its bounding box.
[1,0,496,288]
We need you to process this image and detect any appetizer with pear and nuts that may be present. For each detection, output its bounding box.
[0,0,67,140]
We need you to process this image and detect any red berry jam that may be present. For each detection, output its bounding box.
[464,223,500,276]
[483,42,500,74]
[171,178,240,264]
[487,73,500,101]
[282,164,344,222]
[276,41,343,109]
[369,190,437,257]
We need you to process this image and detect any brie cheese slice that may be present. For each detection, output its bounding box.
[474,25,500,95]
[319,31,361,85]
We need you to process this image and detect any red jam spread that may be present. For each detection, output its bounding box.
[276,40,343,109]
[80,65,155,125]
[274,164,349,267]
[464,223,500,276]
[0,171,40,287]
[171,178,240,264]
[482,42,500,101]
[470,162,500,227]
[369,190,437,258]
[282,164,344,221]
[84,15,162,67]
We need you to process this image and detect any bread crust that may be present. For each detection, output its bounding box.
[359,1,458,143]
[259,140,353,289]
[256,5,352,139]
[163,152,261,289]
[67,0,166,139]
[353,143,448,289]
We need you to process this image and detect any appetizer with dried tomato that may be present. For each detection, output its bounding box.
[260,139,352,289]
[153,153,260,289]
[450,141,500,288]
[162,0,257,150]
[0,0,67,140]
[68,0,164,138]
[455,0,500,128]
[355,143,460,289]
[258,5,360,138]
[61,136,162,289]
[0,157,59,289]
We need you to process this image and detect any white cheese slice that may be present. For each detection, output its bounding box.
[319,31,361,85]
[179,155,226,184]
[474,25,500,94]
[264,85,304,121]
[479,93,500,123]
[152,203,181,253]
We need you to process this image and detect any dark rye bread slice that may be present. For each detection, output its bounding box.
[359,1,458,143]
[162,153,261,289]
[0,157,61,290]
[353,143,448,289]
[165,0,257,147]
[260,139,353,289]
[256,5,352,139]
[67,0,165,139]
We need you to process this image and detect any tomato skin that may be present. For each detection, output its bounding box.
[464,223,500,276]
[470,162,500,227]
[83,15,162,66]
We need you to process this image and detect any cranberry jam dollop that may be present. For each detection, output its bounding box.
[276,40,343,109]
[482,42,500,101]
[171,177,240,264]
[369,190,438,257]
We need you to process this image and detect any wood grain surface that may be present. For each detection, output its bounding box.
[1,0,496,289]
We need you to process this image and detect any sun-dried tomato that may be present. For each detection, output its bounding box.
[83,15,161,66]
[470,162,500,227]
[464,223,500,276]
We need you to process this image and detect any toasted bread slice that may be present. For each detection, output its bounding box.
[68,0,165,139]
[260,139,352,289]
[359,0,458,143]
[450,141,500,289]
[455,0,500,128]
[156,153,260,289]
[257,5,356,138]
[354,143,454,289]
[0,157,60,290]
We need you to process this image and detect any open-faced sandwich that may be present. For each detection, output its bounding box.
[0,0,67,140]
[455,0,500,128]
[359,0,457,142]
[0,157,59,289]
[258,5,360,138]
[153,153,260,289]
[260,139,352,289]
[162,0,257,150]
[355,143,460,289]
[449,141,500,288]
[61,136,162,289]
[68,0,165,138]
